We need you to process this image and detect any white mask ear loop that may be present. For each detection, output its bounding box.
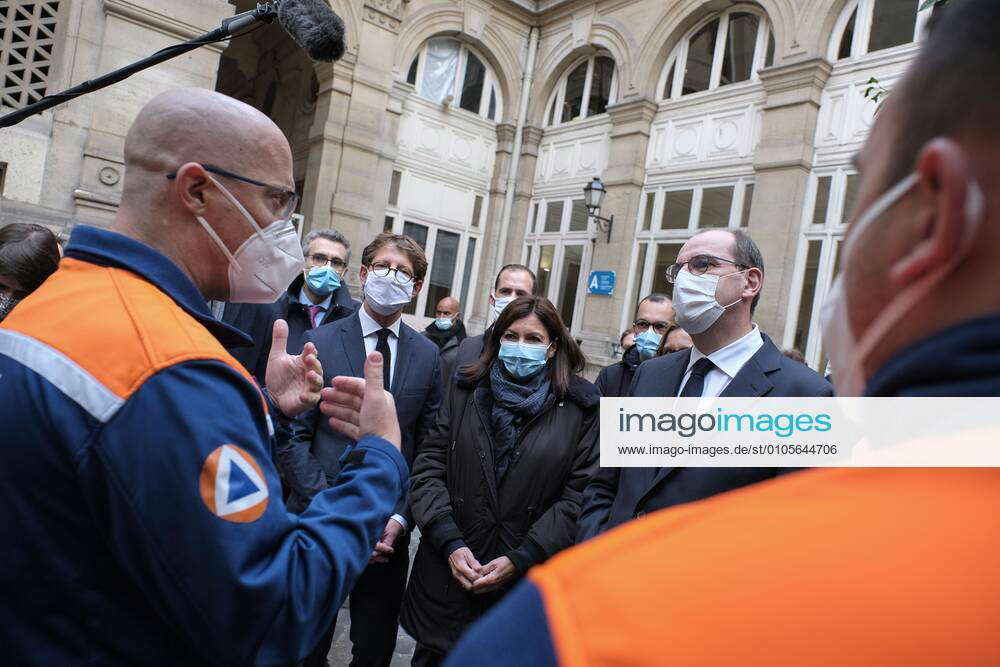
[195,215,240,270]
[717,268,750,310]
[206,174,268,239]
[849,177,986,372]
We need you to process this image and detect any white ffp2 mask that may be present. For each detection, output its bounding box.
[195,177,303,304]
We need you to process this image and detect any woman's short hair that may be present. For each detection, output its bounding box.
[460,295,585,397]
[0,223,60,295]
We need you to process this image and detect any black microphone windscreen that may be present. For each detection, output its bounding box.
[277,0,347,62]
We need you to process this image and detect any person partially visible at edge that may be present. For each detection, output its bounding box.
[655,323,694,356]
[447,264,536,383]
[401,295,599,666]
[0,89,407,666]
[594,294,673,397]
[0,222,60,322]
[576,227,831,544]
[619,329,636,352]
[446,2,1000,663]
[424,296,468,384]
[213,229,359,385]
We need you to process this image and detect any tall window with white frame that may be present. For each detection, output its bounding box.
[625,179,755,324]
[660,6,775,101]
[522,197,593,331]
[784,169,861,371]
[544,55,617,128]
[831,0,939,61]
[406,38,502,121]
[382,168,486,325]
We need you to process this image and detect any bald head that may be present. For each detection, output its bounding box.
[112,89,295,301]
[122,89,291,200]
[435,297,460,319]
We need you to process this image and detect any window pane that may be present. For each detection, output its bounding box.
[459,238,477,310]
[642,192,655,231]
[423,230,461,317]
[420,39,461,103]
[561,61,589,122]
[407,56,419,85]
[720,12,760,86]
[765,30,775,67]
[547,96,557,126]
[663,62,675,99]
[544,201,564,233]
[530,202,540,233]
[700,186,734,228]
[741,184,754,227]
[793,240,823,350]
[661,190,693,230]
[868,0,918,53]
[569,199,589,232]
[403,221,428,249]
[812,176,833,226]
[384,216,394,232]
[488,88,497,120]
[388,170,401,206]
[472,195,484,227]
[587,56,615,117]
[651,243,682,297]
[558,245,584,329]
[630,243,648,310]
[843,174,860,223]
[459,51,486,113]
[537,245,555,297]
[401,221,428,315]
[683,19,719,95]
[838,8,857,59]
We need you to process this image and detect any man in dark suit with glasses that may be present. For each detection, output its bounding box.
[578,229,831,543]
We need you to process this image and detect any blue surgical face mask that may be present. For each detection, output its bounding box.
[634,329,662,359]
[435,317,453,330]
[499,341,551,379]
[306,266,341,296]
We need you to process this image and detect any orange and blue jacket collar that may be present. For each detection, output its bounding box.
[65,225,254,349]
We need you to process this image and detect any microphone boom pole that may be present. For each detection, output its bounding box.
[0,2,280,129]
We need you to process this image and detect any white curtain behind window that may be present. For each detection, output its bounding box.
[420,38,460,103]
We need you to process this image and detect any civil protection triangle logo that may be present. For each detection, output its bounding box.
[200,445,269,522]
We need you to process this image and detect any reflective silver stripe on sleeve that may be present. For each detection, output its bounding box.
[0,329,125,423]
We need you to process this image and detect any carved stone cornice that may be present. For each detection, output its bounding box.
[101,0,229,53]
[364,0,402,33]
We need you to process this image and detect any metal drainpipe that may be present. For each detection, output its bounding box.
[492,25,539,278]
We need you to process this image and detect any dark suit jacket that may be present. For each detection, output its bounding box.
[221,276,358,385]
[577,334,832,542]
[279,312,443,519]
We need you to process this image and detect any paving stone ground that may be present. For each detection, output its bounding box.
[325,530,421,666]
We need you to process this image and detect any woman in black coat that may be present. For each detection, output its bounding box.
[401,296,600,665]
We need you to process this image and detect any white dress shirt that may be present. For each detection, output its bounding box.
[356,305,407,532]
[357,304,400,385]
[677,325,764,398]
[298,287,333,328]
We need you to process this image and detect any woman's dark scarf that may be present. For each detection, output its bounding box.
[488,361,551,482]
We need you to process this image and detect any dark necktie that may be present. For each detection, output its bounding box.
[679,357,716,398]
[375,328,392,390]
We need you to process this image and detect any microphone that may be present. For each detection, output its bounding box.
[277,0,347,63]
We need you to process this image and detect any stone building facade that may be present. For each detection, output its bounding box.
[0,0,934,373]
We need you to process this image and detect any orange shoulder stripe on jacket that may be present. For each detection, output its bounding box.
[4,258,262,402]
[531,465,1000,666]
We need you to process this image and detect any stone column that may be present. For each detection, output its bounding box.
[750,58,833,338]
[576,98,658,373]
[301,0,406,295]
